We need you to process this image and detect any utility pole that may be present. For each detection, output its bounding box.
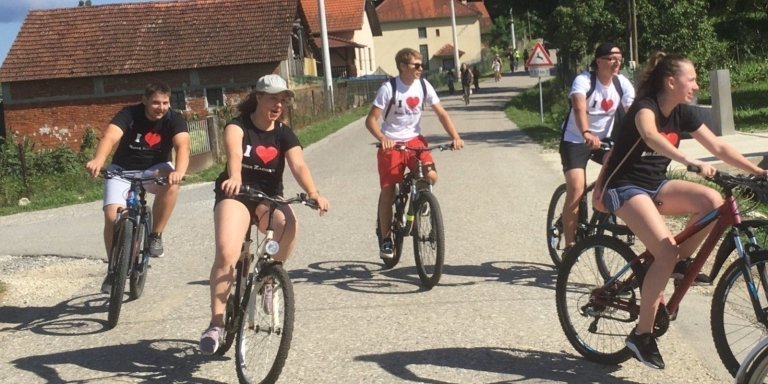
[509,8,516,50]
[631,0,639,64]
[450,0,461,80]
[318,0,334,111]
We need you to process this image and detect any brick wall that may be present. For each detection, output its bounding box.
[2,63,280,150]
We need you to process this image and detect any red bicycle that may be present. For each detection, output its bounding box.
[556,167,768,375]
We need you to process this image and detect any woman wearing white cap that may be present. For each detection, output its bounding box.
[200,74,329,354]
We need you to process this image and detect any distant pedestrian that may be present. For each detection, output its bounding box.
[492,55,502,82]
[445,68,456,95]
[472,65,480,91]
[523,49,529,71]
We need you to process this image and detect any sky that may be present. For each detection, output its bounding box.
[0,0,157,64]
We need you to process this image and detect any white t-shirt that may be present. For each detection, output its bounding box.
[562,71,635,143]
[372,77,440,141]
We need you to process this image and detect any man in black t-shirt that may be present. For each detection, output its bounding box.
[86,82,190,292]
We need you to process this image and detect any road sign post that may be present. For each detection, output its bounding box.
[525,42,554,123]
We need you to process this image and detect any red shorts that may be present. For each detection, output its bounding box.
[377,136,434,188]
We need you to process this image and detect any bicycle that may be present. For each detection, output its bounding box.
[737,337,768,383]
[555,167,768,376]
[214,187,318,384]
[101,169,167,329]
[375,143,453,289]
[546,141,636,267]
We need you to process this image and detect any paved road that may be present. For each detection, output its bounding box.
[0,71,735,383]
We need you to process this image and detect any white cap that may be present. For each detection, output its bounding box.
[256,74,295,97]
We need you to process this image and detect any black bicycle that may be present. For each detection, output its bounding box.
[545,141,636,267]
[102,170,166,329]
[214,187,318,384]
[375,143,453,289]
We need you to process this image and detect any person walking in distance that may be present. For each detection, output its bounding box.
[595,52,768,369]
[365,48,464,259]
[445,68,456,95]
[558,42,635,256]
[460,63,473,105]
[492,54,502,82]
[199,74,329,354]
[86,82,190,292]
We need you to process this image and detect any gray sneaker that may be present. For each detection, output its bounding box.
[149,233,164,258]
[199,324,223,355]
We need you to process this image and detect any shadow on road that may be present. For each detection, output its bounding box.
[0,293,111,336]
[11,338,224,383]
[290,259,557,294]
[355,346,639,384]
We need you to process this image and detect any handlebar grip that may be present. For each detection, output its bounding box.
[687,164,702,173]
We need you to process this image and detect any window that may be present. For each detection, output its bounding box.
[436,29,440,37]
[419,45,430,70]
[418,27,427,39]
[206,88,224,108]
[170,90,186,110]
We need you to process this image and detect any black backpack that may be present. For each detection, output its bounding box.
[384,77,427,120]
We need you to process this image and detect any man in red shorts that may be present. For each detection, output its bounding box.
[365,48,464,259]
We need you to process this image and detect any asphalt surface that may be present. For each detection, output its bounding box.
[0,71,740,383]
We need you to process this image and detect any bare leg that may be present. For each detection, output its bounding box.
[562,168,586,248]
[209,200,250,327]
[378,186,396,239]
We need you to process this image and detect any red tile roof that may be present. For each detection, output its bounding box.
[300,0,365,34]
[376,0,482,23]
[0,0,298,82]
[434,43,465,57]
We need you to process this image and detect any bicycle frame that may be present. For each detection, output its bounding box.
[596,188,766,324]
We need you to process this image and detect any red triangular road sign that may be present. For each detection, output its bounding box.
[526,42,553,67]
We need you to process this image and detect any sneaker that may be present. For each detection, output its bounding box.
[379,237,394,259]
[199,324,223,355]
[149,233,164,258]
[101,273,112,294]
[625,328,665,369]
[261,282,273,315]
[671,258,691,280]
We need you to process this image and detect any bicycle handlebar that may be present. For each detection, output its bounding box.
[687,165,768,201]
[374,143,455,152]
[100,170,169,186]
[237,185,320,210]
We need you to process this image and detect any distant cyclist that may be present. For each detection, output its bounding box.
[85,82,190,293]
[365,47,464,260]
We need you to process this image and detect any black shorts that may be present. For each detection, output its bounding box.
[559,141,605,172]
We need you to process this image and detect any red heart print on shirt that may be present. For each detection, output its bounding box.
[144,132,161,147]
[600,99,614,112]
[406,97,420,109]
[662,132,679,146]
[255,146,278,164]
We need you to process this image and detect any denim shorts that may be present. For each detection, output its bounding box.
[602,180,669,213]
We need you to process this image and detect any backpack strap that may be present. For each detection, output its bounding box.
[384,77,428,119]
[585,71,598,99]
[383,77,397,120]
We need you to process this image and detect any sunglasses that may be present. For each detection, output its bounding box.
[406,62,424,70]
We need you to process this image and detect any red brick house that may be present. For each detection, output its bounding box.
[0,0,308,150]
[299,0,382,78]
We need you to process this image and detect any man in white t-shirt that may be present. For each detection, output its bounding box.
[558,42,635,256]
[365,47,464,259]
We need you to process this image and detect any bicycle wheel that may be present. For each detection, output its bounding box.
[218,258,246,356]
[129,214,151,300]
[377,187,405,269]
[556,235,641,365]
[738,339,768,384]
[711,253,768,376]
[236,263,294,384]
[107,220,133,329]
[546,184,568,267]
[413,192,445,289]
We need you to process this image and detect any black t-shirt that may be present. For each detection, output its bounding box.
[215,117,301,197]
[603,96,703,190]
[110,104,188,170]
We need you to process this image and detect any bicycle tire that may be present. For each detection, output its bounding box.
[413,192,445,289]
[556,235,641,365]
[129,214,151,300]
[377,187,405,269]
[739,339,768,384]
[236,263,294,384]
[711,253,768,377]
[107,220,133,329]
[546,184,568,267]
[217,258,245,356]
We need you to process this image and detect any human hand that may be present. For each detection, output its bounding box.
[583,132,601,150]
[221,177,242,197]
[379,138,396,150]
[312,195,330,216]
[85,158,104,178]
[451,138,464,150]
[168,171,185,185]
[693,161,717,178]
